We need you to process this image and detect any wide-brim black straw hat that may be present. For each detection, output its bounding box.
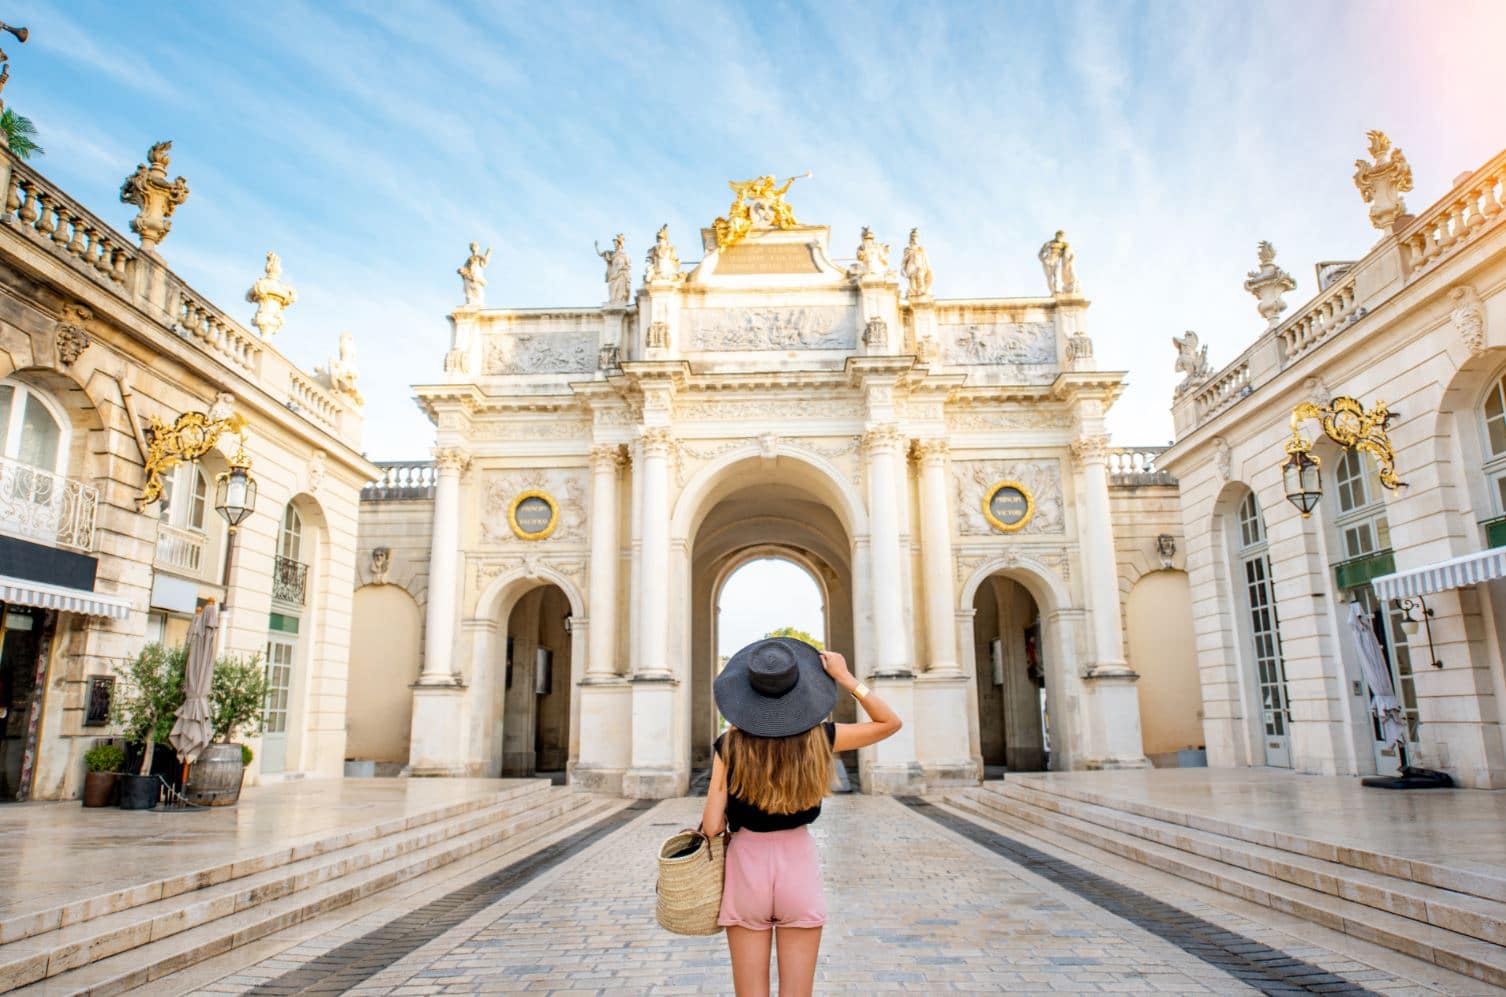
[714,637,837,738]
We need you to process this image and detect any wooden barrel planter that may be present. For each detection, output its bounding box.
[185,743,246,806]
[81,771,118,807]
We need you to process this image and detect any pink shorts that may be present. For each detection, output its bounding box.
[718,826,827,930]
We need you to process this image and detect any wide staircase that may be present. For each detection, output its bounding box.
[941,777,1506,989]
[1,781,627,996]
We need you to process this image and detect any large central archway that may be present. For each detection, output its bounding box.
[672,447,866,789]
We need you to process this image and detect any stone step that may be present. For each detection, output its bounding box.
[0,779,551,948]
[0,783,566,992]
[947,787,1506,989]
[1006,774,1506,905]
[13,791,627,997]
[984,780,1506,948]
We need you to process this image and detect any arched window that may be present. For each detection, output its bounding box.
[279,504,303,562]
[1481,368,1506,514]
[0,378,67,474]
[1231,491,1291,767]
[1333,448,1391,560]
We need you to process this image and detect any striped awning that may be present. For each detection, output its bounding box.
[0,574,131,619]
[1370,548,1506,601]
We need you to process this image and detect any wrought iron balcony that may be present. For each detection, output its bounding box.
[272,554,308,605]
[0,455,99,553]
[154,522,208,578]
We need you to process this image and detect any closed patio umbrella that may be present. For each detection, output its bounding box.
[1348,601,1408,750]
[170,601,219,764]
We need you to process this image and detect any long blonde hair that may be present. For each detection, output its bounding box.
[725,725,831,814]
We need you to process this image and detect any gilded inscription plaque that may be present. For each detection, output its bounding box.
[715,241,819,275]
[983,481,1034,533]
[509,491,559,540]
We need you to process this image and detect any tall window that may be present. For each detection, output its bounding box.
[0,379,66,473]
[1481,370,1506,513]
[158,465,209,531]
[279,504,303,562]
[1333,449,1391,560]
[1234,492,1291,750]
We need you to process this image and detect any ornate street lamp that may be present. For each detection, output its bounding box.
[1281,396,1402,517]
[213,442,257,533]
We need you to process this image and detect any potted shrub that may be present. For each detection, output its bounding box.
[186,653,266,806]
[81,742,125,807]
[109,643,186,809]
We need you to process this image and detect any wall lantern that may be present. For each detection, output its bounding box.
[213,441,258,533]
[1396,596,1442,668]
[1281,396,1403,518]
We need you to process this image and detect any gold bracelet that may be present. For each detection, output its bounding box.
[851,681,870,701]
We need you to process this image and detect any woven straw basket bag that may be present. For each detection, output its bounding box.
[655,827,727,935]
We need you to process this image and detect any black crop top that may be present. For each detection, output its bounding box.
[714,723,837,833]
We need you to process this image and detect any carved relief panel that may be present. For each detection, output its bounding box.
[954,459,1065,535]
[940,321,1056,371]
[484,331,597,374]
[683,306,858,351]
[481,467,589,544]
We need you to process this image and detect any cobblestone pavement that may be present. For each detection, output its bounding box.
[185,796,1458,996]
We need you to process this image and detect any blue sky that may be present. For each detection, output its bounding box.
[12,0,1506,463]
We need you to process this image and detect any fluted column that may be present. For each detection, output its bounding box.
[636,427,674,679]
[420,446,468,684]
[862,425,910,676]
[1072,434,1129,673]
[913,438,959,674]
[586,444,624,680]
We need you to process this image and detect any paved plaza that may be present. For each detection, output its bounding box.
[156,793,1481,996]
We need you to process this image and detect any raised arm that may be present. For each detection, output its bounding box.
[820,651,902,752]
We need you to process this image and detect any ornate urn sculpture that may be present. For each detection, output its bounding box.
[1244,241,1296,331]
[1353,130,1413,231]
[119,141,189,253]
[246,251,296,338]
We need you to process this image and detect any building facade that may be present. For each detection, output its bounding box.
[1161,136,1506,788]
[357,181,1199,797]
[0,143,375,800]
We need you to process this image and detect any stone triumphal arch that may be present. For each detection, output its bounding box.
[359,177,1187,796]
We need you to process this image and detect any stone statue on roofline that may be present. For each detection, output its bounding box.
[901,228,933,298]
[596,233,631,306]
[1172,330,1213,398]
[1038,230,1078,295]
[644,224,681,283]
[457,242,491,307]
[1244,241,1296,331]
[317,330,364,406]
[849,226,890,280]
[246,251,296,338]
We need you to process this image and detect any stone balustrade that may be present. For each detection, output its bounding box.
[362,461,438,500]
[1191,356,1253,422]
[1106,447,1177,486]
[5,160,136,289]
[1399,148,1506,276]
[289,370,341,431]
[1278,272,1360,363]
[0,454,99,553]
[169,278,263,375]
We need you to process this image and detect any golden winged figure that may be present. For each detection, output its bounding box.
[712,172,810,250]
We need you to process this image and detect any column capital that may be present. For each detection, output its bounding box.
[432,446,471,473]
[910,436,949,465]
[590,442,628,470]
[860,422,904,456]
[1069,434,1112,466]
[638,426,675,457]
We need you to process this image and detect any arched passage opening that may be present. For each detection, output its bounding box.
[678,450,860,788]
[500,582,574,778]
[971,574,1048,774]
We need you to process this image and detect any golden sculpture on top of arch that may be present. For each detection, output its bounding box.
[712,172,810,250]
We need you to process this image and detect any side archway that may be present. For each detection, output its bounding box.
[1126,569,1201,764]
[346,583,421,768]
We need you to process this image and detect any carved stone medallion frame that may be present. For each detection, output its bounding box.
[982,480,1035,533]
[509,490,559,541]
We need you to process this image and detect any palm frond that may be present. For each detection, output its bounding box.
[0,108,43,159]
